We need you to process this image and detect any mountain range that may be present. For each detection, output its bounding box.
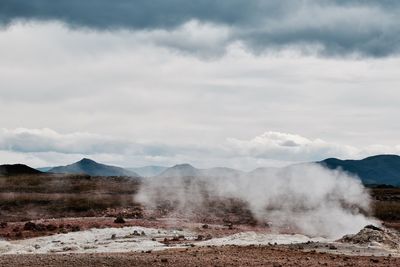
[1,154,400,186]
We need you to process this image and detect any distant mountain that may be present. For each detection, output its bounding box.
[127,166,168,177]
[158,164,201,177]
[318,154,400,186]
[0,164,42,176]
[158,164,243,178]
[36,167,52,172]
[49,158,140,177]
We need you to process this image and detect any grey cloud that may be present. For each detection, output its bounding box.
[0,128,212,159]
[1,0,399,57]
[0,128,131,154]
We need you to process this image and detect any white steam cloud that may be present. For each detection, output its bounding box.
[137,164,377,239]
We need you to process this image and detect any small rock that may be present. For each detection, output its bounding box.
[114,216,125,224]
[196,235,204,241]
[24,222,37,231]
[133,230,140,236]
[370,258,379,263]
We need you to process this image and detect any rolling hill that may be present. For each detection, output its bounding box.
[48,158,140,177]
[0,164,43,176]
[318,154,400,186]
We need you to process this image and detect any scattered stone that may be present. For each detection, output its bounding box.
[111,234,116,240]
[114,216,125,224]
[133,230,140,236]
[161,258,168,263]
[329,245,337,250]
[23,222,37,231]
[202,224,209,229]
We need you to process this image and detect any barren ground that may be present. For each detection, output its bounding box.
[0,245,399,267]
[0,174,399,266]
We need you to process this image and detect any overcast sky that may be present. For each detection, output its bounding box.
[0,1,400,170]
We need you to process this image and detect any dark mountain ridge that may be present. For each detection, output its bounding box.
[48,158,140,177]
[0,164,42,176]
[318,154,400,186]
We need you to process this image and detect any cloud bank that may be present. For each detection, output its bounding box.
[1,0,400,57]
[1,128,399,169]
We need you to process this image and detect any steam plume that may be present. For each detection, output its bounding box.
[137,163,377,238]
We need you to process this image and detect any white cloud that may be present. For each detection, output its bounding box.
[225,131,400,163]
[225,131,360,161]
[0,22,400,169]
[0,128,399,170]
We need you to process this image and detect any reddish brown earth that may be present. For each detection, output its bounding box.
[1,175,400,266]
[0,216,268,240]
[0,245,398,267]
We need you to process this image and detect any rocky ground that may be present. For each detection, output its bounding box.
[0,217,267,241]
[0,220,398,266]
[0,245,398,267]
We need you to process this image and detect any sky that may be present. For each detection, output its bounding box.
[0,0,400,170]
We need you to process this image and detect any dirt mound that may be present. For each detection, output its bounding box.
[338,225,400,249]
